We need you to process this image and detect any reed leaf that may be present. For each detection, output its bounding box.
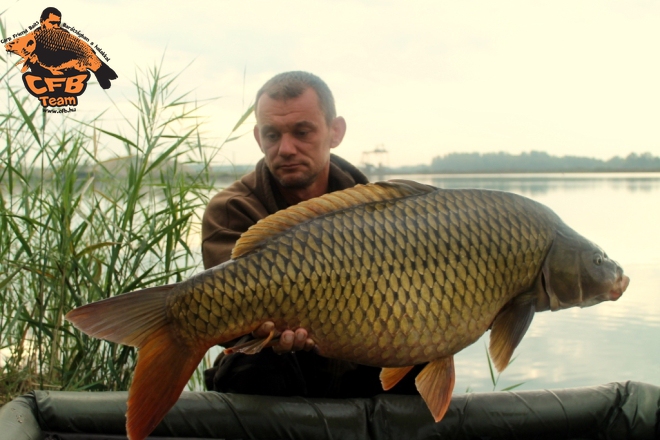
[0,54,252,405]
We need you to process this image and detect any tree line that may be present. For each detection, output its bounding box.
[383,151,660,174]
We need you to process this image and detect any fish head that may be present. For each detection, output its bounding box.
[5,33,36,58]
[541,224,630,311]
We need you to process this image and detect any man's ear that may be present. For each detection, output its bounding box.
[329,116,347,149]
[253,125,265,153]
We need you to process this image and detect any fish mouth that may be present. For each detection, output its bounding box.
[577,274,630,308]
[608,274,630,301]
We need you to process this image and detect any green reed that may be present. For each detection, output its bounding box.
[0,43,251,403]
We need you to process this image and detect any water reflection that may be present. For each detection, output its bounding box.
[376,172,660,197]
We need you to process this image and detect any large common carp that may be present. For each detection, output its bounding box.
[66,180,629,440]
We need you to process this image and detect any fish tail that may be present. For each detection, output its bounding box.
[126,325,206,440]
[66,285,205,440]
[93,62,118,89]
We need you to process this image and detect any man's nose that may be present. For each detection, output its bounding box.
[278,134,297,156]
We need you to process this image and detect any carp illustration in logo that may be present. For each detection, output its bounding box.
[5,7,117,109]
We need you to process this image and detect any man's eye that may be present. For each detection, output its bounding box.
[265,133,279,141]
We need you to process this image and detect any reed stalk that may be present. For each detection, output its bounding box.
[0,37,251,403]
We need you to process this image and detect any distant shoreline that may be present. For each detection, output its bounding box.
[368,168,660,175]
[202,151,660,178]
[206,167,660,179]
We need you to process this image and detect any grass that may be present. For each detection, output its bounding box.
[0,23,251,404]
[485,344,525,392]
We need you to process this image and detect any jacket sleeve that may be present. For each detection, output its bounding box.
[201,184,270,269]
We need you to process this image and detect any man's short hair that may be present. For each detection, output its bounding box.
[40,7,62,21]
[255,71,336,125]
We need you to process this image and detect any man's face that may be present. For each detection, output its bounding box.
[254,88,345,190]
[41,13,61,29]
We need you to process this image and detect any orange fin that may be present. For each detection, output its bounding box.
[65,284,206,440]
[231,180,435,259]
[415,357,455,423]
[224,330,279,355]
[380,366,415,391]
[489,291,536,372]
[126,326,206,440]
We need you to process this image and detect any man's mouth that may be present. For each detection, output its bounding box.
[277,163,304,171]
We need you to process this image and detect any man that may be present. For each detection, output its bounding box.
[39,7,62,29]
[202,71,419,397]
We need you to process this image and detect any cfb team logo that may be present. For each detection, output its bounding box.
[4,7,117,111]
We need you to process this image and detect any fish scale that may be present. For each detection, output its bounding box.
[166,188,555,367]
[38,29,95,57]
[67,180,630,440]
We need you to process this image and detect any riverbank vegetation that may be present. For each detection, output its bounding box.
[0,50,250,404]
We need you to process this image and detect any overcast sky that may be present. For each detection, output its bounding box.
[4,0,660,167]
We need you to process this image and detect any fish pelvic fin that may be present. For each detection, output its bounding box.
[380,366,414,391]
[415,356,455,423]
[231,180,436,259]
[224,329,279,355]
[489,289,537,372]
[66,285,204,440]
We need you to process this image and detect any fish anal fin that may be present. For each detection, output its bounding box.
[224,330,279,355]
[380,366,415,391]
[126,326,206,440]
[415,356,455,423]
[231,180,436,259]
[489,291,537,372]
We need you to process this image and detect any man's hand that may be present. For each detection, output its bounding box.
[252,321,315,354]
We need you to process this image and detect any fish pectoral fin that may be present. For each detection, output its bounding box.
[489,291,536,372]
[380,366,415,390]
[415,356,455,423]
[224,330,279,355]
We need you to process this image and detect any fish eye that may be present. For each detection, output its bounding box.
[593,254,603,266]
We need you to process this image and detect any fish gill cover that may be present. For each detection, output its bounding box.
[3,6,118,112]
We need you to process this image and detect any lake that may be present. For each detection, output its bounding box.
[372,172,660,393]
[203,172,659,393]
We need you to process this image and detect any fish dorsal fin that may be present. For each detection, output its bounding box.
[231,180,435,259]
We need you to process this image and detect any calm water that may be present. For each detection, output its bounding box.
[376,173,660,393]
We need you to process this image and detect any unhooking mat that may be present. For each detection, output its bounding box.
[0,381,658,439]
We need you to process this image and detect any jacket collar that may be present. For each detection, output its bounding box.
[254,154,369,215]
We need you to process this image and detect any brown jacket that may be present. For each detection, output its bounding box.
[202,154,369,269]
[201,155,422,397]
